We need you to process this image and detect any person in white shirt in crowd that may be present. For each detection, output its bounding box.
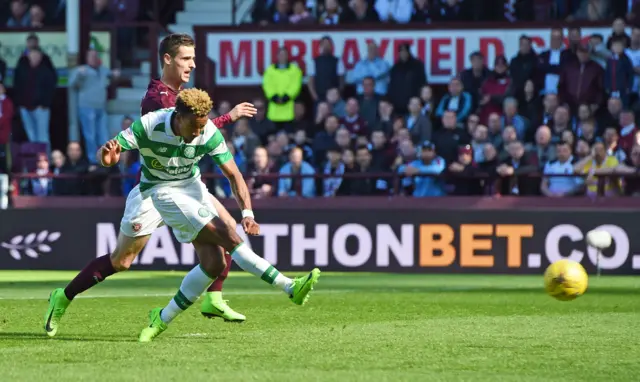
[588,34,611,68]
[347,42,390,96]
[374,0,413,23]
[540,140,582,197]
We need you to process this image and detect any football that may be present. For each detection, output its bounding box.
[544,260,588,301]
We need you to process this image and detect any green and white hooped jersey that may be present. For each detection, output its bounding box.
[115,108,232,192]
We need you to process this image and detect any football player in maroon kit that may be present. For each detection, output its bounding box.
[44,34,257,337]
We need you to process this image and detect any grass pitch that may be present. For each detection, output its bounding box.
[0,271,639,382]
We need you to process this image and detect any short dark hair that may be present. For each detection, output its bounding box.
[158,33,195,67]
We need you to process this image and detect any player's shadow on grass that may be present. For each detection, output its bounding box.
[0,332,137,342]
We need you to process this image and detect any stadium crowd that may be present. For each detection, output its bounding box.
[2,1,640,198]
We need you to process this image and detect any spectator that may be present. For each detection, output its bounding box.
[313,114,340,166]
[503,0,534,22]
[251,0,274,24]
[406,96,432,144]
[13,47,57,153]
[55,142,89,195]
[558,44,604,112]
[70,49,119,164]
[326,88,346,118]
[375,98,394,137]
[420,85,435,119]
[289,0,314,24]
[278,146,316,197]
[600,97,623,128]
[435,77,473,124]
[313,101,332,135]
[339,98,368,137]
[625,1,640,23]
[29,4,45,27]
[575,138,591,160]
[588,34,611,68]
[570,0,612,21]
[466,114,480,140]
[487,112,503,148]
[603,127,627,162]
[370,130,395,170]
[293,129,314,163]
[388,43,427,115]
[335,127,352,151]
[536,93,559,128]
[604,145,640,196]
[519,79,540,126]
[375,0,413,23]
[249,98,276,144]
[574,140,621,196]
[308,37,344,103]
[321,145,345,197]
[20,34,55,72]
[344,145,390,195]
[218,101,232,117]
[479,55,511,123]
[398,140,445,197]
[348,42,390,96]
[470,124,489,163]
[567,27,583,56]
[291,101,312,137]
[0,83,13,172]
[550,105,571,142]
[607,18,631,49]
[435,0,470,21]
[625,27,640,105]
[618,109,638,154]
[262,47,303,128]
[247,147,276,199]
[538,28,574,95]
[343,0,380,22]
[499,126,518,160]
[605,37,634,107]
[358,77,380,129]
[410,0,434,23]
[497,140,538,195]
[434,110,469,164]
[579,119,598,145]
[447,144,482,195]
[509,35,538,98]
[27,153,51,196]
[460,51,489,108]
[267,139,286,170]
[526,125,557,169]
[562,129,577,149]
[342,148,355,171]
[319,0,346,24]
[49,149,66,195]
[479,143,499,193]
[501,97,529,141]
[231,118,261,162]
[6,0,30,27]
[541,140,582,197]
[573,103,596,136]
[93,0,115,22]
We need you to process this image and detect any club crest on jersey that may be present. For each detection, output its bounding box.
[183,146,196,159]
[150,159,164,170]
[132,223,142,232]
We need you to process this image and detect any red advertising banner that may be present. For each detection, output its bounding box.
[201,26,612,86]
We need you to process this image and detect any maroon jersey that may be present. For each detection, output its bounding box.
[339,115,369,137]
[134,79,233,184]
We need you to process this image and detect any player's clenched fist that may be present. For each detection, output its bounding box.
[241,217,260,236]
[100,139,121,167]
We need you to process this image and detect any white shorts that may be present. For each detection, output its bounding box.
[120,185,164,237]
[147,178,218,243]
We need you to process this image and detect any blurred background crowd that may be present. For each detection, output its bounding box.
[1,0,640,199]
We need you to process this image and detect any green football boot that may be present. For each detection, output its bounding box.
[289,268,321,305]
[44,288,71,337]
[200,291,246,322]
[138,308,168,343]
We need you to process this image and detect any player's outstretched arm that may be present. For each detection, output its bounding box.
[219,159,259,235]
[98,139,122,167]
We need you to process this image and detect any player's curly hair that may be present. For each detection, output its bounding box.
[176,89,213,118]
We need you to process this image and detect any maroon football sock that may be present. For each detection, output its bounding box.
[207,252,232,292]
[63,254,116,300]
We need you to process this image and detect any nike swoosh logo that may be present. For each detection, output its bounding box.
[45,301,54,332]
[210,306,225,314]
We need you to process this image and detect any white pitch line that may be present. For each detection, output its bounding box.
[0,289,353,301]
[0,285,540,301]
